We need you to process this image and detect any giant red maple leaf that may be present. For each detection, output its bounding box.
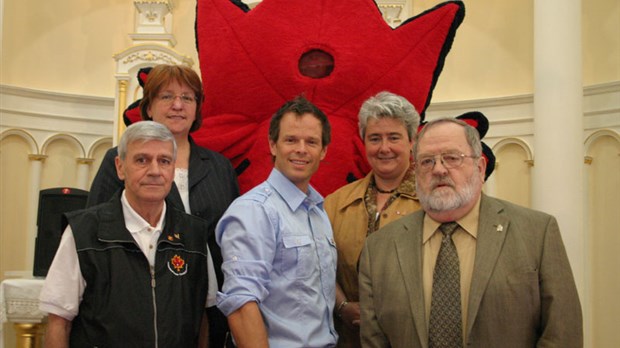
[194,0,465,195]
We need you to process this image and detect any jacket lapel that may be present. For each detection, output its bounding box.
[167,138,209,212]
[395,213,428,348]
[465,194,510,337]
[187,137,209,190]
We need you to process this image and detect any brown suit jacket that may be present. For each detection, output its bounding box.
[359,194,582,348]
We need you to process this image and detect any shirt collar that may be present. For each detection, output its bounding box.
[267,168,324,211]
[121,190,166,234]
[422,194,481,243]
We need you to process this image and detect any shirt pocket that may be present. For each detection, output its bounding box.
[281,235,315,280]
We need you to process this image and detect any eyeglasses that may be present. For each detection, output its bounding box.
[157,93,197,105]
[416,152,479,172]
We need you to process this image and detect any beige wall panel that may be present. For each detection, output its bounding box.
[588,135,620,347]
[40,139,81,189]
[415,0,534,101]
[0,136,31,278]
[173,0,201,72]
[583,0,620,84]
[494,143,531,207]
[1,0,133,97]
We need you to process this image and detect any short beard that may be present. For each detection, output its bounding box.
[416,173,478,213]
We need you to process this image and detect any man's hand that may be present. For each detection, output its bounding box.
[339,301,361,328]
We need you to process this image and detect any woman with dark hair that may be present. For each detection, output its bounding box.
[87,64,239,347]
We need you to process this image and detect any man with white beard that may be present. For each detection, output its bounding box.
[358,117,582,348]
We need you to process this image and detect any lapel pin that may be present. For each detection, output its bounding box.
[496,224,504,232]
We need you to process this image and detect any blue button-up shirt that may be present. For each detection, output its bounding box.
[216,169,338,347]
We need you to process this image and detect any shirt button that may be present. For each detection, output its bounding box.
[232,256,238,261]
[382,213,388,218]
[149,245,153,249]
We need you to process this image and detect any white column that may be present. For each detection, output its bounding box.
[76,158,94,190]
[533,0,585,342]
[114,78,129,145]
[26,155,47,271]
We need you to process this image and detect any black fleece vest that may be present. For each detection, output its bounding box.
[65,195,209,347]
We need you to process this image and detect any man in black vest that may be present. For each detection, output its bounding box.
[39,121,210,347]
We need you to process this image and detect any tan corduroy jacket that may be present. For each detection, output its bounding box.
[324,172,421,348]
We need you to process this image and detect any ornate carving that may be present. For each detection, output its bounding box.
[133,0,174,37]
[122,51,176,64]
[145,10,159,22]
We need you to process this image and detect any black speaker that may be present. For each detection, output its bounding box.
[33,187,89,277]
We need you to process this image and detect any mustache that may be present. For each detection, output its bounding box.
[430,176,455,190]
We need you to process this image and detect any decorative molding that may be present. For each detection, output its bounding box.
[41,133,86,158]
[128,33,177,47]
[118,48,183,65]
[1,84,114,157]
[376,0,407,27]
[28,154,48,162]
[0,128,39,154]
[378,4,405,27]
[583,81,620,96]
[1,108,113,127]
[584,128,620,154]
[112,44,194,78]
[0,84,111,106]
[87,137,114,159]
[492,137,534,161]
[426,81,618,112]
[77,158,94,165]
[133,0,176,46]
[427,93,533,112]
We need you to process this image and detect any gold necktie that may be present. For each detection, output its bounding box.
[429,222,462,348]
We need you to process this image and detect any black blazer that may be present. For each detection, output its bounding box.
[86,136,240,288]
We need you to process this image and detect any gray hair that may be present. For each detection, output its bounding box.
[358,91,420,141]
[118,121,177,160]
[413,118,482,160]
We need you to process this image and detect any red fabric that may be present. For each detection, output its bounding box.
[188,0,467,195]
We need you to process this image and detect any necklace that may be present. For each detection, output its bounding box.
[375,185,396,194]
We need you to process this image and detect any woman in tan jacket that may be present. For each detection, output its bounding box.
[325,91,422,348]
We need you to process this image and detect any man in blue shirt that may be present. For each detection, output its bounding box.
[216,96,338,347]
